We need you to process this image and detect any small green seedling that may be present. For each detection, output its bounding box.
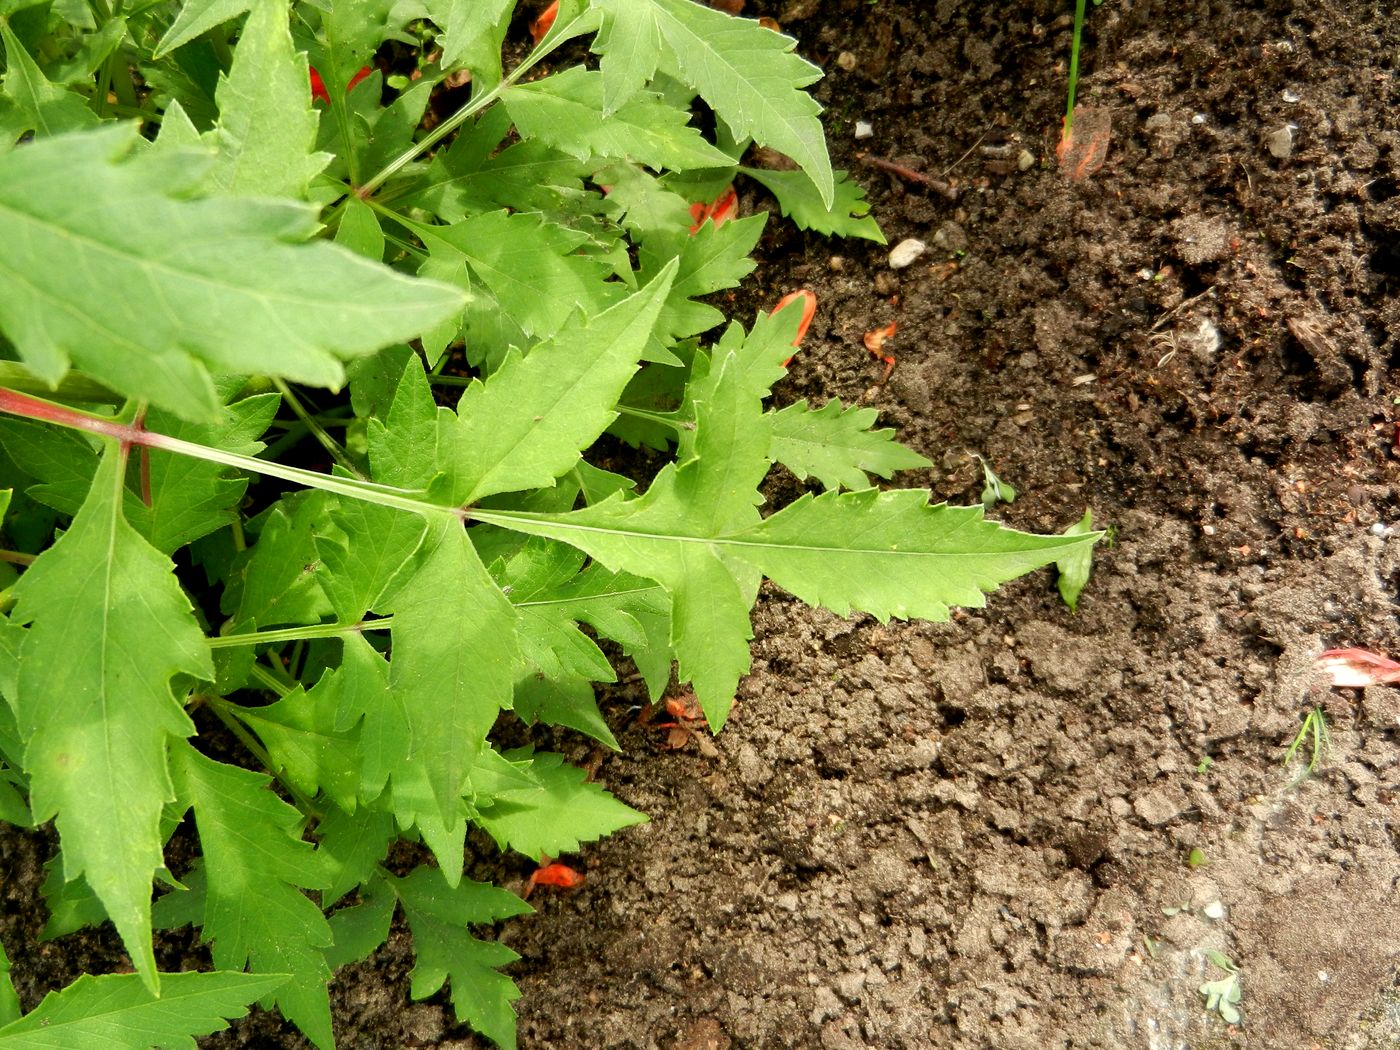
[974,454,1017,510]
[1199,950,1243,1025]
[1283,706,1330,782]
[1195,755,1214,774]
[1186,847,1208,869]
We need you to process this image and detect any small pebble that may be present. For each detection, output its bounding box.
[1282,88,1300,103]
[1370,522,1395,538]
[873,271,899,295]
[854,120,874,139]
[835,51,857,71]
[1191,113,1208,125]
[1017,148,1035,171]
[1266,124,1295,160]
[1203,901,1226,920]
[828,255,845,272]
[888,238,927,269]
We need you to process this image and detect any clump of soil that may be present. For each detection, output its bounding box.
[3,0,1397,1047]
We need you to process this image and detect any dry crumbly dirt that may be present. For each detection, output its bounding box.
[4,0,1400,1047]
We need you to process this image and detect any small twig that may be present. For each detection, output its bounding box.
[940,130,989,178]
[1151,284,1217,331]
[859,154,958,200]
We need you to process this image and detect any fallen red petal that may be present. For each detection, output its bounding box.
[309,65,372,104]
[1315,647,1400,688]
[863,320,897,354]
[309,66,330,104]
[529,861,585,890]
[530,0,559,45]
[773,289,817,366]
[688,185,739,234]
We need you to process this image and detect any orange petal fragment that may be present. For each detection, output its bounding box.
[1315,648,1400,688]
[863,321,897,355]
[688,185,739,234]
[773,289,817,367]
[530,0,559,45]
[529,861,585,890]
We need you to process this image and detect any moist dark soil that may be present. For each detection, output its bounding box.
[5,0,1400,1047]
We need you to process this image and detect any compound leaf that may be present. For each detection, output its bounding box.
[391,867,531,1049]
[502,67,732,171]
[594,0,831,203]
[0,125,465,422]
[169,744,334,1049]
[415,210,617,341]
[475,749,647,860]
[741,166,884,242]
[0,971,288,1050]
[10,451,211,994]
[769,398,931,491]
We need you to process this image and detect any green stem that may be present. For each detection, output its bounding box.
[615,404,686,432]
[0,387,462,521]
[271,379,365,479]
[1065,0,1088,134]
[0,550,35,566]
[208,620,388,650]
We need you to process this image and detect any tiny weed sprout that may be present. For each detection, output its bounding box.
[1283,706,1331,782]
[1199,950,1244,1025]
[0,1,1101,1047]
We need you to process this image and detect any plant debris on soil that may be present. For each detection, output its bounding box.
[4,0,1399,1047]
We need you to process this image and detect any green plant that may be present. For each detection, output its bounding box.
[1199,949,1243,1025]
[1063,0,1105,136]
[1283,705,1330,782]
[0,1,1099,1046]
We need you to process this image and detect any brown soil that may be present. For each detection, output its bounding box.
[5,0,1399,1047]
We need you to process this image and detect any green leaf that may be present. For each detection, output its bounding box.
[227,491,336,630]
[741,167,884,243]
[317,803,396,906]
[156,0,254,56]
[592,0,832,203]
[204,0,329,199]
[169,744,334,1049]
[513,675,618,750]
[415,210,618,341]
[10,452,211,994]
[424,0,514,79]
[379,517,520,879]
[0,939,17,1028]
[312,501,428,623]
[502,67,732,171]
[323,876,395,969]
[334,196,384,260]
[476,749,646,859]
[1055,508,1097,612]
[448,260,675,503]
[769,398,931,491]
[232,676,361,813]
[407,110,590,222]
[0,971,288,1050]
[38,862,106,941]
[640,213,765,347]
[390,867,531,1049]
[125,393,281,555]
[0,125,466,422]
[0,21,99,146]
[976,455,1016,509]
[595,161,694,236]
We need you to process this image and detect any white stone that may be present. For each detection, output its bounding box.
[854,120,874,140]
[888,238,927,269]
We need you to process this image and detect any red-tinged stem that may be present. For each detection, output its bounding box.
[0,387,138,445]
[0,386,463,521]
